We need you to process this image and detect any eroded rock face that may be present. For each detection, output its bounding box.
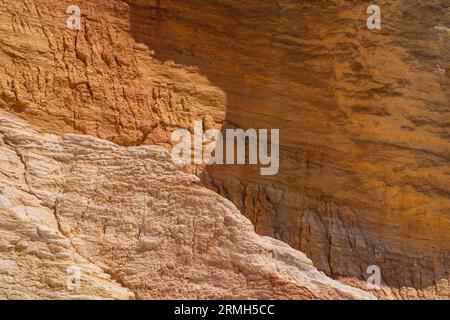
[0,0,448,299]
[0,110,373,299]
[127,0,450,298]
[0,0,225,147]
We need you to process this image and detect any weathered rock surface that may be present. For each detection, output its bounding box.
[0,0,225,147]
[0,110,373,299]
[0,0,448,299]
[127,0,450,299]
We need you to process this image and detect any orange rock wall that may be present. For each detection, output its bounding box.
[130,0,450,298]
[0,0,449,298]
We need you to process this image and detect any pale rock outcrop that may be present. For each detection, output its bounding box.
[0,110,373,299]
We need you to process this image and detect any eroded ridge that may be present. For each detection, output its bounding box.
[0,110,374,299]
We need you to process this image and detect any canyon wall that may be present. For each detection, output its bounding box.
[0,0,448,299]
[128,0,450,298]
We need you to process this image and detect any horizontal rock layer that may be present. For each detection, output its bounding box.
[128,0,450,299]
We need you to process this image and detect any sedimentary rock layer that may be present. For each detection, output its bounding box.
[128,0,450,299]
[0,0,448,299]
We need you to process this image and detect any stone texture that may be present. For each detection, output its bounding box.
[0,0,448,299]
[0,0,225,147]
[0,110,373,299]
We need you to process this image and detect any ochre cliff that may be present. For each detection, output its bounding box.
[0,0,448,299]
[129,0,450,299]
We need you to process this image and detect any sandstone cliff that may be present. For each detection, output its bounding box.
[129,0,450,299]
[0,0,448,299]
